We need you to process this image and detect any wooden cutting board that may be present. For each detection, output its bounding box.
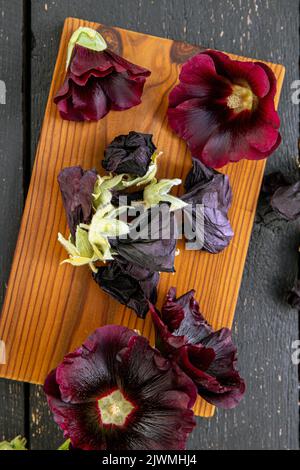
[0,17,285,418]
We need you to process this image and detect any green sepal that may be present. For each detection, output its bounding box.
[0,436,27,450]
[93,174,124,210]
[58,439,71,451]
[58,228,98,272]
[66,26,107,70]
[117,151,162,189]
[143,178,187,211]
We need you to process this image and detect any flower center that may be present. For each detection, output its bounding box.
[97,389,135,426]
[227,83,257,113]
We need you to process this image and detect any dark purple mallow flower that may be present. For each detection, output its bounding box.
[44,325,196,450]
[58,166,97,238]
[102,131,156,176]
[93,258,159,318]
[168,50,281,168]
[54,27,151,121]
[150,288,245,409]
[111,204,178,273]
[181,159,234,254]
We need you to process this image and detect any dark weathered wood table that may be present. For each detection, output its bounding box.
[0,0,299,450]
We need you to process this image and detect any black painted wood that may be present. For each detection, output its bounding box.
[0,0,26,442]
[0,0,299,450]
[28,0,300,450]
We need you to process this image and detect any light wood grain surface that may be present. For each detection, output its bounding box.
[0,16,285,418]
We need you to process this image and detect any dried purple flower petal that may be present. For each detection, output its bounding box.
[261,171,288,196]
[181,159,234,253]
[270,181,300,221]
[44,325,196,450]
[93,258,159,318]
[102,131,156,176]
[58,166,97,238]
[261,171,300,222]
[150,288,245,409]
[287,279,300,309]
[111,205,178,273]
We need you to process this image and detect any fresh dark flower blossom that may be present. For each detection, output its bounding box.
[54,27,151,121]
[102,131,156,176]
[58,166,97,238]
[44,325,196,450]
[150,288,245,409]
[168,50,281,168]
[181,159,234,253]
[93,259,159,318]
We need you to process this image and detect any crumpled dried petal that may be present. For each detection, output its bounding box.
[58,166,97,239]
[110,205,178,273]
[287,279,300,309]
[262,172,300,221]
[150,288,245,409]
[168,50,281,168]
[181,159,234,253]
[93,258,159,318]
[44,325,196,450]
[102,131,156,177]
[270,181,300,221]
[54,28,151,121]
[121,153,160,189]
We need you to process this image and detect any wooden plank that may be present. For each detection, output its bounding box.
[0,0,26,441]
[28,384,63,450]
[0,11,286,423]
[27,0,298,450]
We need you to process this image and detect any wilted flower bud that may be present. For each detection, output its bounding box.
[102,131,157,177]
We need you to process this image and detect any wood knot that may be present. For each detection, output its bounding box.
[170,41,204,64]
[97,26,123,55]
